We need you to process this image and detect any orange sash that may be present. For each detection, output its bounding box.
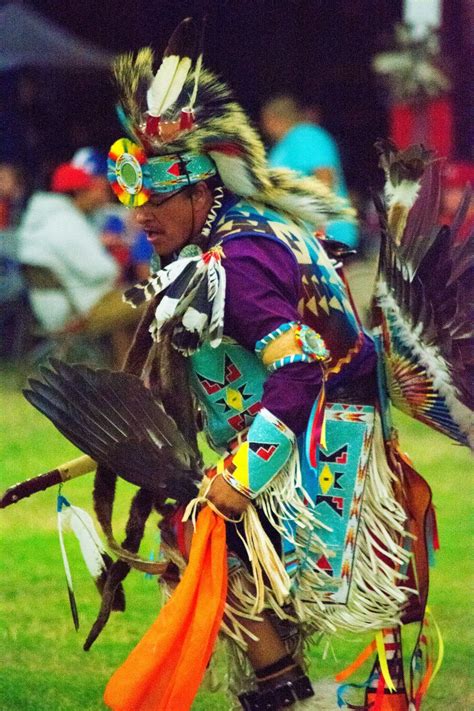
[104,506,227,711]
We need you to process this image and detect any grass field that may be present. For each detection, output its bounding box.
[0,364,472,710]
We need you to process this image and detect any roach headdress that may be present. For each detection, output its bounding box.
[107,17,353,225]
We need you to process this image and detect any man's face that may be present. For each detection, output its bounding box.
[134,188,195,257]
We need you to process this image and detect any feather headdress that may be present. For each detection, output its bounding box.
[108,17,353,227]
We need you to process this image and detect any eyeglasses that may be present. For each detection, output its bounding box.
[147,186,190,208]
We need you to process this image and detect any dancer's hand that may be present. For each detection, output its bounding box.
[206,474,250,519]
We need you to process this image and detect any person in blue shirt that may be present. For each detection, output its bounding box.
[261,95,358,249]
[130,229,154,280]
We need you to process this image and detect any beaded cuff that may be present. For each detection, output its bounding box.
[217,407,295,499]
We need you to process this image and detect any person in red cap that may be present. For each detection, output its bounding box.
[17,151,143,366]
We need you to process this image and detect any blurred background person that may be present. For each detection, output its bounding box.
[16,149,143,367]
[0,162,29,359]
[261,94,359,250]
[99,212,153,284]
[99,213,132,284]
[17,150,116,333]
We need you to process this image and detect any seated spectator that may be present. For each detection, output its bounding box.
[17,151,143,366]
[261,94,359,249]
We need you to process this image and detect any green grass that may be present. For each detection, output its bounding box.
[0,365,472,710]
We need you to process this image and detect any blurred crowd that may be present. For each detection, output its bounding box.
[0,147,150,368]
[1,95,472,370]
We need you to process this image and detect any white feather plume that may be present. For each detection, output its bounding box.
[147,54,192,117]
[209,261,226,347]
[189,51,203,109]
[61,503,108,580]
[384,178,422,210]
[58,507,74,590]
[57,496,79,629]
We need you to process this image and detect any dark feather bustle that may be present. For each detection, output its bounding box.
[373,144,474,448]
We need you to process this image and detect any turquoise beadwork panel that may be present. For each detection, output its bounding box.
[188,341,267,448]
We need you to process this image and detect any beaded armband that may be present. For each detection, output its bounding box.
[255,321,329,373]
[211,408,295,499]
[267,353,315,372]
[255,321,298,355]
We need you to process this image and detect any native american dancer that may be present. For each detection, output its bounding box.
[3,18,472,711]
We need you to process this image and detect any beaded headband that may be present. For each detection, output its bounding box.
[108,137,217,206]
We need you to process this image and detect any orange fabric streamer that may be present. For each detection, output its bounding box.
[104,506,227,711]
[335,640,377,683]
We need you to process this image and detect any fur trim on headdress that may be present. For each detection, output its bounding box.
[112,19,354,227]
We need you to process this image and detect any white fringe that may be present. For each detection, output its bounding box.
[257,446,331,551]
[215,414,412,638]
[222,564,299,649]
[293,415,412,634]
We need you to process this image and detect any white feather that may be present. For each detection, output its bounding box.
[57,507,74,591]
[147,55,192,117]
[384,179,422,210]
[207,259,219,301]
[65,504,107,580]
[57,496,80,629]
[189,52,203,108]
[209,262,226,347]
[154,256,197,292]
[154,294,181,325]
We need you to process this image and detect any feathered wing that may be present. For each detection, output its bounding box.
[23,360,200,501]
[373,141,474,449]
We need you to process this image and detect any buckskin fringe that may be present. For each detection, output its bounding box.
[256,446,330,552]
[293,416,412,634]
[222,564,297,649]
